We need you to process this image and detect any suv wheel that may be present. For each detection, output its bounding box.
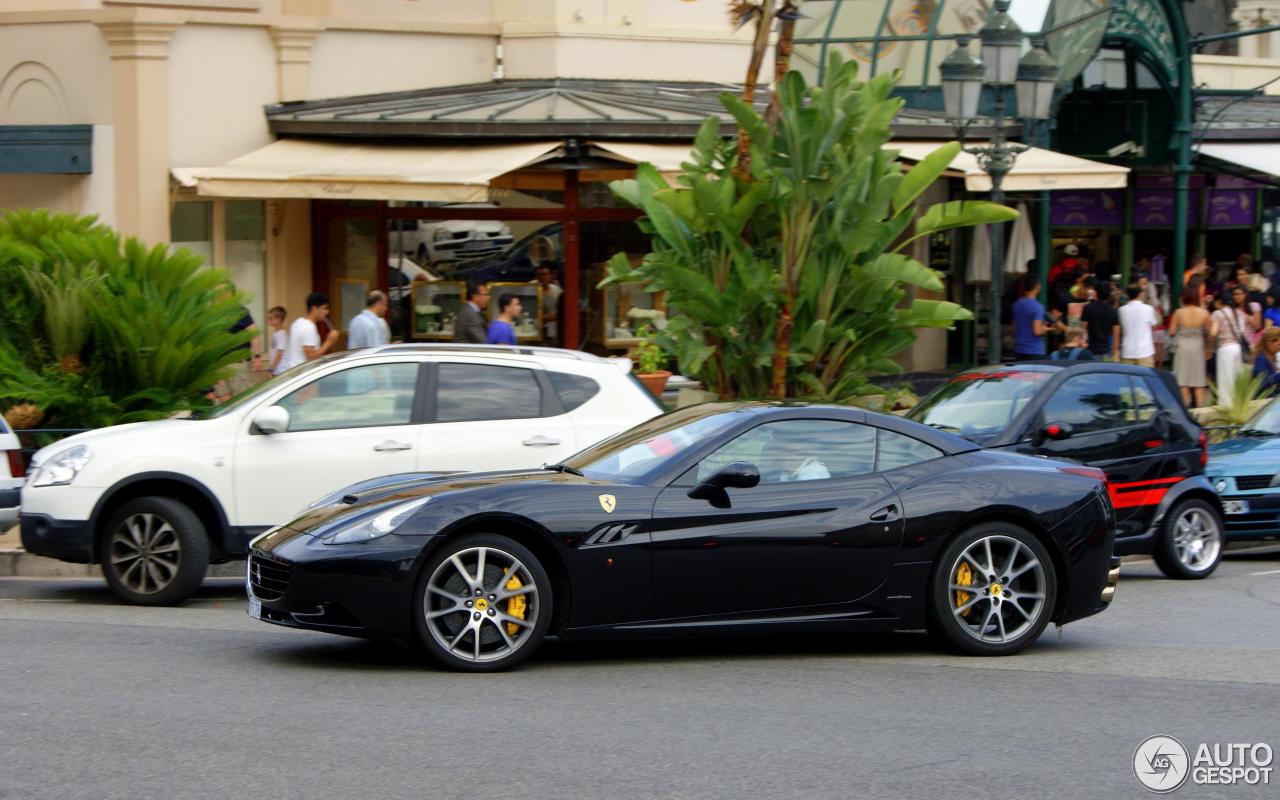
[1154,498,1223,579]
[101,497,210,606]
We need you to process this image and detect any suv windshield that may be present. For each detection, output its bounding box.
[909,370,1052,439]
[561,405,751,485]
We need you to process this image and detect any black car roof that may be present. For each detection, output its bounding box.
[677,401,980,456]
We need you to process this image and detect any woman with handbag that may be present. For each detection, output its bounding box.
[1212,290,1253,405]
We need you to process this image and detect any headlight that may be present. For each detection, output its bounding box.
[324,496,432,545]
[30,445,92,487]
[433,228,452,242]
[1214,479,1228,494]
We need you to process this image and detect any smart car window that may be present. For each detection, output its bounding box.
[548,371,600,413]
[436,363,542,422]
[876,430,943,471]
[1129,378,1158,423]
[696,420,877,484]
[277,363,418,432]
[1041,373,1133,434]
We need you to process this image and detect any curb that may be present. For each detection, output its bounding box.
[0,548,246,580]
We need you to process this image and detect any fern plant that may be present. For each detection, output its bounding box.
[1205,369,1275,430]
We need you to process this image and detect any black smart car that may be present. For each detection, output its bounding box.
[910,362,1223,579]
[248,402,1117,671]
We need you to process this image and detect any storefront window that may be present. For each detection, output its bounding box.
[225,200,266,348]
[170,201,213,263]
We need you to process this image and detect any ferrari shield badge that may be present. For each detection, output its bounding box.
[598,494,617,514]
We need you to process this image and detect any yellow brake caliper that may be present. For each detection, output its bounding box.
[954,562,973,617]
[504,570,526,636]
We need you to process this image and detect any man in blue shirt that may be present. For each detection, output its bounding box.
[486,293,522,345]
[1012,278,1050,360]
[347,290,390,350]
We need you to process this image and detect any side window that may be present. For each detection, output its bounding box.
[695,419,877,485]
[548,371,600,413]
[436,363,542,422]
[876,429,943,471]
[277,364,418,432]
[1129,378,1159,423]
[1041,373,1133,434]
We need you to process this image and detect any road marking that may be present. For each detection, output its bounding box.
[1248,568,1280,576]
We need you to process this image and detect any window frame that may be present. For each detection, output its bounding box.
[425,360,563,424]
[1038,370,1150,436]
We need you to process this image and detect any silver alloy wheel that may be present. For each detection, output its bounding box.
[948,535,1047,644]
[423,545,540,664]
[1173,507,1221,572]
[108,513,182,596]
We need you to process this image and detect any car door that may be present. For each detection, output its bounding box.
[232,361,423,526]
[1018,371,1166,538]
[414,359,576,472]
[650,418,904,619]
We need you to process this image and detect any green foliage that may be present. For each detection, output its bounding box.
[633,325,667,374]
[0,209,252,428]
[603,53,1010,400]
[1206,369,1275,429]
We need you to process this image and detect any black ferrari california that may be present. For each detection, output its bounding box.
[247,402,1119,671]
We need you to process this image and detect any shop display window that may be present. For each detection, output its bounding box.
[412,281,466,340]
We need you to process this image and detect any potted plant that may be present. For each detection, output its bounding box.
[632,325,671,398]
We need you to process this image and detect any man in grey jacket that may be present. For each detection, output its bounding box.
[453,282,490,344]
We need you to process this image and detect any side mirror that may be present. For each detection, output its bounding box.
[687,461,760,507]
[252,405,290,435]
[1040,421,1074,442]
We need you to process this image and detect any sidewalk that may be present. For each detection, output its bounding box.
[0,525,243,579]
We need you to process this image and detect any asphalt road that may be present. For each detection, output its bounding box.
[1,549,1279,800]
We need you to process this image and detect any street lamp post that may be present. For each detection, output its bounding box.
[940,1,1059,364]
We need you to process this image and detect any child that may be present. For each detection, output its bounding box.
[267,306,288,375]
[1051,326,1094,361]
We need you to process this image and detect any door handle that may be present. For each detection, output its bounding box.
[522,435,561,447]
[870,504,899,522]
[373,440,413,452]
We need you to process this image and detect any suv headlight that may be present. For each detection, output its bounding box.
[324,496,432,545]
[30,445,92,487]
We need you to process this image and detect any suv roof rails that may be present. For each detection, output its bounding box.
[364,343,611,363]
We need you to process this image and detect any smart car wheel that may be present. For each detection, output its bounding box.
[101,496,210,606]
[1154,498,1223,580]
[929,523,1057,656]
[414,534,551,672]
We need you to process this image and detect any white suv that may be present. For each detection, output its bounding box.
[20,345,662,605]
[1,416,22,527]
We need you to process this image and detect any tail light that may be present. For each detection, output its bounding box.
[1199,432,1209,468]
[5,450,24,479]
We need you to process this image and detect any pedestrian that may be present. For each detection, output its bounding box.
[347,290,391,349]
[279,292,339,372]
[1167,284,1214,408]
[1011,277,1051,361]
[266,305,288,376]
[1253,326,1280,393]
[453,282,490,344]
[531,263,563,343]
[1264,287,1280,329]
[1118,283,1158,367]
[219,304,261,401]
[1232,283,1263,342]
[1051,327,1094,361]
[487,293,522,345]
[1183,253,1208,295]
[1212,290,1252,406]
[1081,282,1120,360]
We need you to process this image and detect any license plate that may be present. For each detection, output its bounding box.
[1223,500,1250,515]
[248,597,262,619]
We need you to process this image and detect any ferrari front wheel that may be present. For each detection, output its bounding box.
[928,523,1057,656]
[414,533,551,672]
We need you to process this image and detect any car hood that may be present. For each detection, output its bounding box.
[280,468,600,535]
[30,418,201,465]
[1206,435,1280,475]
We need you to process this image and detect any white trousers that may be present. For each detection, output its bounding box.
[1216,342,1243,405]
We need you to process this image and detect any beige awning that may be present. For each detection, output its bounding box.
[1199,143,1280,179]
[588,141,693,174]
[890,141,1130,191]
[188,140,563,202]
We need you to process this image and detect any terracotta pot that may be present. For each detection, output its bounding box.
[637,370,672,398]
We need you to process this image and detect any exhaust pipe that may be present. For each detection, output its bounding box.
[1101,556,1121,603]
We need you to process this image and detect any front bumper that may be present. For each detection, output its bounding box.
[247,526,435,642]
[1214,492,1280,539]
[20,513,95,563]
[0,487,19,526]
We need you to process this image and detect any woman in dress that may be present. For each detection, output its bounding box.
[1167,284,1214,408]
[1212,290,1252,406]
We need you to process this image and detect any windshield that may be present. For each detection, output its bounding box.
[908,370,1052,439]
[562,405,751,485]
[191,354,347,420]
[1240,398,1280,436]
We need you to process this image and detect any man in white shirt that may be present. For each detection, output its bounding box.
[279,292,339,372]
[1118,284,1158,367]
[347,290,390,350]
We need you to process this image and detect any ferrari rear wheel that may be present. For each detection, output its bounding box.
[414,533,551,672]
[929,523,1057,656]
